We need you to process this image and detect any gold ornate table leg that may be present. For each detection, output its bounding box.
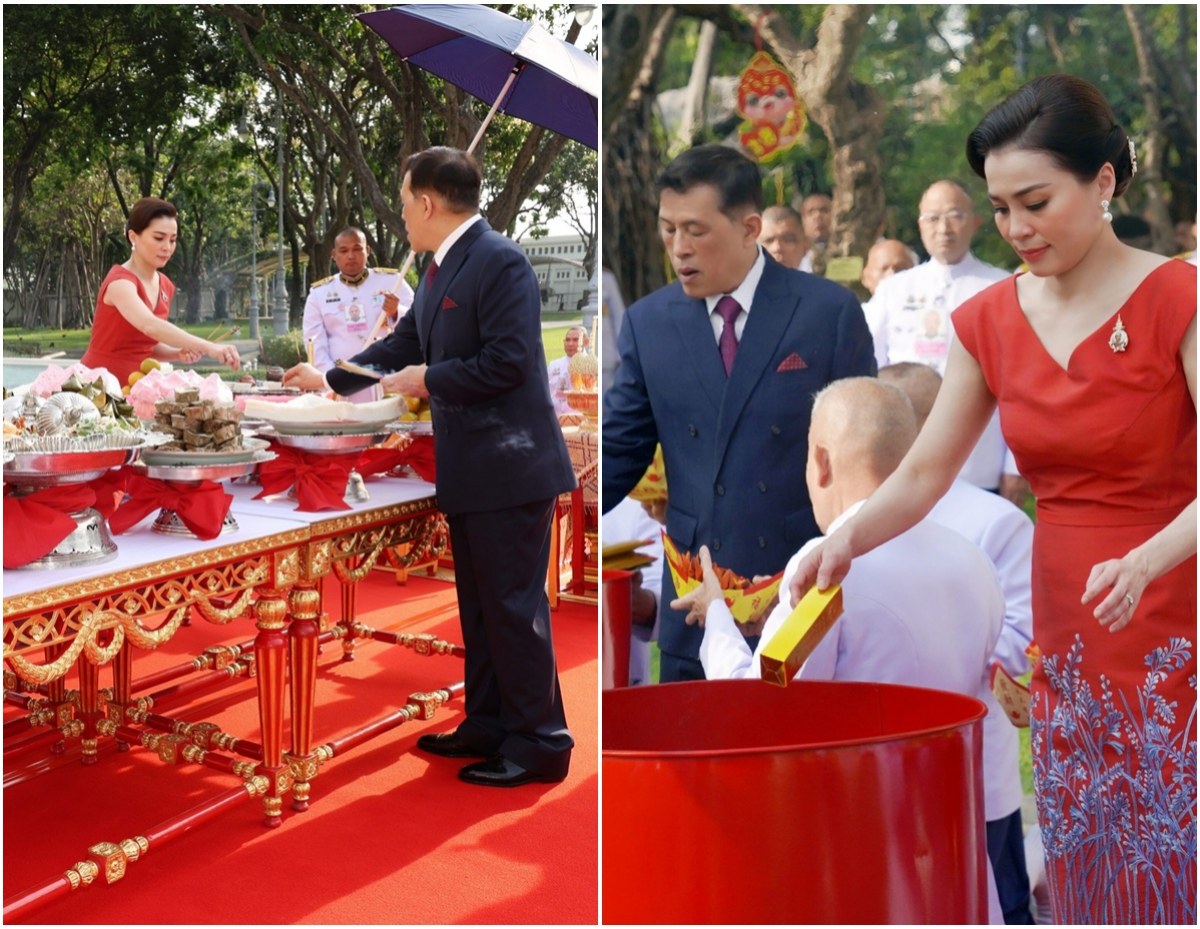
[287,584,321,811]
[252,588,290,828]
[77,660,100,766]
[339,557,360,662]
[111,642,133,752]
[44,644,70,755]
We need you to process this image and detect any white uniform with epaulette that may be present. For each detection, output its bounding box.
[302,267,414,402]
[872,253,1017,490]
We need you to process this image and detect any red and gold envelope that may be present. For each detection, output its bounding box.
[662,531,783,625]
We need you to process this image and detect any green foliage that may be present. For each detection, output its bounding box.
[647,4,1195,275]
[257,334,305,370]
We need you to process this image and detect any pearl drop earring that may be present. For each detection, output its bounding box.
[1101,199,1113,223]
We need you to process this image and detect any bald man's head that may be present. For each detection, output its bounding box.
[878,363,942,429]
[807,378,917,530]
[862,239,916,295]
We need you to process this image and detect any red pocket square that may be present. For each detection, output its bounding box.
[441,296,458,310]
[776,352,808,372]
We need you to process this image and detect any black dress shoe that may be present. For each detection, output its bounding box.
[458,755,567,788]
[416,731,488,759]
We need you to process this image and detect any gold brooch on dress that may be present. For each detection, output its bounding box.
[1108,314,1129,353]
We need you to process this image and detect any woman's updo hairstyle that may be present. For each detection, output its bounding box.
[126,197,178,244]
[966,74,1135,198]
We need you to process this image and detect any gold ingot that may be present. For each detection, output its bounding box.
[759,584,844,687]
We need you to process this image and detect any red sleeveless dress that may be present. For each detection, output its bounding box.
[80,265,174,384]
[954,259,1196,924]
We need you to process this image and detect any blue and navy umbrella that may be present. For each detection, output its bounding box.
[358,3,598,151]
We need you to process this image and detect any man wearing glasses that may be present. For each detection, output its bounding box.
[871,179,1024,501]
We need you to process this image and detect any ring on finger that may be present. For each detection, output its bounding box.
[1124,593,1134,610]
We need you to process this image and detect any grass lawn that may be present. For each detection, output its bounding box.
[5,314,585,369]
[3,322,235,357]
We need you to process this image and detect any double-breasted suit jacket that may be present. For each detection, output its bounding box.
[603,255,876,668]
[329,219,576,512]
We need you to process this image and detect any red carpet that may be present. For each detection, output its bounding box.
[3,570,597,924]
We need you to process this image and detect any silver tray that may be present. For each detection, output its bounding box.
[386,421,434,436]
[266,418,397,436]
[140,437,270,467]
[229,382,303,396]
[133,449,276,482]
[4,446,143,485]
[269,431,388,455]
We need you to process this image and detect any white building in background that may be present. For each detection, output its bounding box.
[518,232,592,313]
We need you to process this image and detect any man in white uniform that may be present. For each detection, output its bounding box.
[302,227,413,402]
[546,325,590,417]
[600,495,663,686]
[677,376,1008,924]
[881,362,1036,925]
[871,180,1024,499]
[860,238,916,336]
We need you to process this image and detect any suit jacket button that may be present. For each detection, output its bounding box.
[439,350,446,359]
[688,424,697,437]
[758,537,767,548]
[770,425,781,436]
[715,484,725,496]
[712,539,721,552]
[758,481,767,492]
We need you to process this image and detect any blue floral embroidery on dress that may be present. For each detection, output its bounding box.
[1032,635,1197,925]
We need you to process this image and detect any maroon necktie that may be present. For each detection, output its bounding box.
[715,295,741,376]
[425,260,439,287]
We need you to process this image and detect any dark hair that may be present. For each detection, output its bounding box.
[404,147,481,213]
[762,204,803,225]
[966,74,1135,198]
[656,144,763,216]
[334,226,366,242]
[126,197,177,237]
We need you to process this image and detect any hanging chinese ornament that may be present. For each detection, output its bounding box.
[736,49,805,162]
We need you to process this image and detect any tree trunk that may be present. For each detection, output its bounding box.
[1124,4,1174,255]
[602,6,677,305]
[743,4,883,285]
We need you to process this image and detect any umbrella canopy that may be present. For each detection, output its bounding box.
[358,4,598,150]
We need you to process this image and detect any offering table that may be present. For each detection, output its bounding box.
[3,477,452,918]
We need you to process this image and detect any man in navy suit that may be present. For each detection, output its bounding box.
[286,147,576,786]
[602,144,876,682]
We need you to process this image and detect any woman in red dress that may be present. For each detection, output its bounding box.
[792,74,1195,924]
[81,197,241,384]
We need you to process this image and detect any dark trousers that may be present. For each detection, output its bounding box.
[659,651,706,683]
[447,497,573,777]
[987,808,1034,924]
[659,636,760,683]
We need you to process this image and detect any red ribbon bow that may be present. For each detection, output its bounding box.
[108,474,232,540]
[89,466,133,519]
[3,484,100,569]
[355,437,437,484]
[255,444,356,511]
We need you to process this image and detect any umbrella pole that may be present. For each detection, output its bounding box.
[365,64,525,350]
[467,64,523,154]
